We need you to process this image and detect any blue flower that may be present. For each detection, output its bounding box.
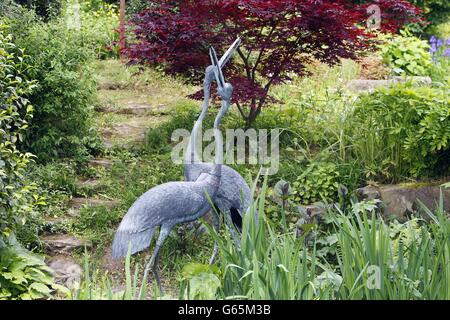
[446,38,450,46]
[430,43,437,54]
[437,39,443,48]
[443,48,450,58]
[430,36,437,43]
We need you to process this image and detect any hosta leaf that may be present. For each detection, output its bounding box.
[29,282,52,295]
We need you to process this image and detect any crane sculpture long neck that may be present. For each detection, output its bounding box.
[185,66,215,168]
[210,91,230,178]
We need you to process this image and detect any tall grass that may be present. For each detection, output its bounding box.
[71,246,149,300]
[212,175,450,300]
[68,177,449,300]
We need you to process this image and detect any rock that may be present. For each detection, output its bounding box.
[47,255,82,288]
[117,103,167,116]
[101,122,149,147]
[99,82,123,90]
[42,234,91,254]
[42,216,69,234]
[68,197,119,209]
[67,197,120,216]
[357,182,450,220]
[304,203,328,218]
[347,76,432,93]
[76,179,102,189]
[113,123,147,140]
[392,76,432,86]
[88,158,113,169]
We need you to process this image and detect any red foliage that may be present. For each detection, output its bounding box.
[125,0,421,126]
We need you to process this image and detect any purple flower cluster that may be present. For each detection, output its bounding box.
[430,36,450,60]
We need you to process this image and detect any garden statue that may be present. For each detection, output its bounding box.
[111,42,239,294]
[184,37,251,263]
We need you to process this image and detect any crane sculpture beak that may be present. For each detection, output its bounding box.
[210,47,225,89]
[218,37,241,69]
[209,37,241,89]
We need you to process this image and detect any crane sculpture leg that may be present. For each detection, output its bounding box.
[143,224,172,294]
[208,210,220,265]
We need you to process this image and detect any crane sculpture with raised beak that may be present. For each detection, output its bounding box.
[112,42,238,294]
[184,38,251,263]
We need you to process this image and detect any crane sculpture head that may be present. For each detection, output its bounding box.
[186,38,241,166]
[210,46,233,121]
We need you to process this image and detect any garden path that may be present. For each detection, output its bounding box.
[43,59,192,298]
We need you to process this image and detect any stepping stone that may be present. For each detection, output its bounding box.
[67,197,120,216]
[88,158,113,169]
[347,76,432,93]
[42,216,70,234]
[76,179,101,188]
[112,123,148,141]
[101,122,149,147]
[47,255,83,288]
[76,179,104,193]
[42,234,91,254]
[117,103,166,116]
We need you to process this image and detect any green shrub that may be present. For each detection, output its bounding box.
[379,31,432,76]
[408,0,450,27]
[292,162,340,204]
[349,85,450,181]
[0,26,39,242]
[8,16,103,162]
[77,0,120,59]
[13,0,62,20]
[126,0,152,16]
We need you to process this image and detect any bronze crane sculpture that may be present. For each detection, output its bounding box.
[112,44,236,294]
[184,38,251,263]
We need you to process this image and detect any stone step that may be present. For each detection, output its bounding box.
[347,76,432,93]
[88,158,113,169]
[47,255,83,288]
[101,123,148,147]
[75,179,105,195]
[42,216,70,234]
[42,234,91,255]
[67,197,120,216]
[116,103,167,116]
[76,178,102,188]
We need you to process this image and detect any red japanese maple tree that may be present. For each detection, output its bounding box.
[125,0,420,127]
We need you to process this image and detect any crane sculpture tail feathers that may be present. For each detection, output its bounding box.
[112,227,156,259]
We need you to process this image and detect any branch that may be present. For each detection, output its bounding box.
[235,101,247,120]
[251,22,277,80]
[237,47,252,80]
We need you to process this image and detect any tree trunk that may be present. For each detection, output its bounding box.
[245,107,261,129]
